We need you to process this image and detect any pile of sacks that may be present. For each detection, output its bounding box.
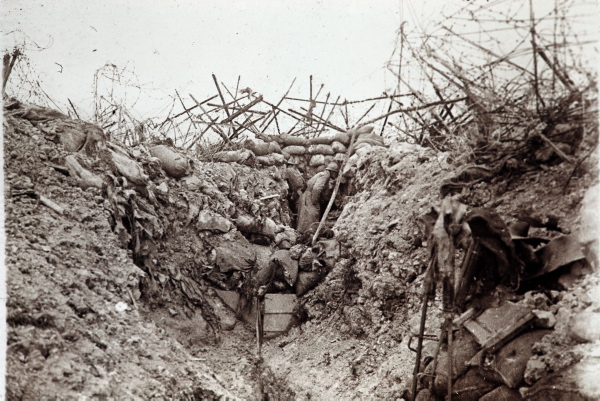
[212,125,387,176]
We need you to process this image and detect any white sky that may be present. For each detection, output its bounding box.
[1,0,415,118]
[1,0,597,123]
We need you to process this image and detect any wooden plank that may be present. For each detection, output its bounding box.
[264,294,296,314]
[463,302,533,348]
[463,319,491,345]
[263,313,294,332]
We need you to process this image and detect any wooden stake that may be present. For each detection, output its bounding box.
[212,73,237,138]
[189,93,230,144]
[260,78,296,130]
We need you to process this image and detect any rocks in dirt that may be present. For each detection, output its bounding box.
[532,310,556,329]
[182,175,203,191]
[342,305,371,336]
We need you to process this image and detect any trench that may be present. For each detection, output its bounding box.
[113,163,349,399]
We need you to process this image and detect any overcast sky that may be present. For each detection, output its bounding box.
[1,0,596,122]
[2,0,415,118]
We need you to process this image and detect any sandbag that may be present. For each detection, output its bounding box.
[268,141,282,154]
[64,155,103,189]
[308,154,326,167]
[353,142,373,152]
[334,131,351,145]
[308,133,336,145]
[355,132,385,147]
[149,145,191,178]
[235,215,279,239]
[357,125,375,135]
[245,139,271,156]
[331,141,347,154]
[279,134,308,147]
[323,155,334,167]
[449,369,496,401]
[295,271,322,296]
[108,149,148,185]
[256,153,285,166]
[307,144,335,155]
[282,145,307,156]
[213,149,254,164]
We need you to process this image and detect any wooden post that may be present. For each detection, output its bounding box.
[189,93,230,144]
[212,73,237,138]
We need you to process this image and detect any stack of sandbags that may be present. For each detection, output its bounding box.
[219,126,384,172]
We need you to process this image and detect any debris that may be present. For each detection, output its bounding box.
[39,195,65,215]
[114,302,129,312]
[532,310,556,329]
[464,302,534,358]
[530,234,586,279]
[481,330,550,388]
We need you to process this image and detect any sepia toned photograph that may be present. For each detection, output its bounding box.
[1,0,598,399]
